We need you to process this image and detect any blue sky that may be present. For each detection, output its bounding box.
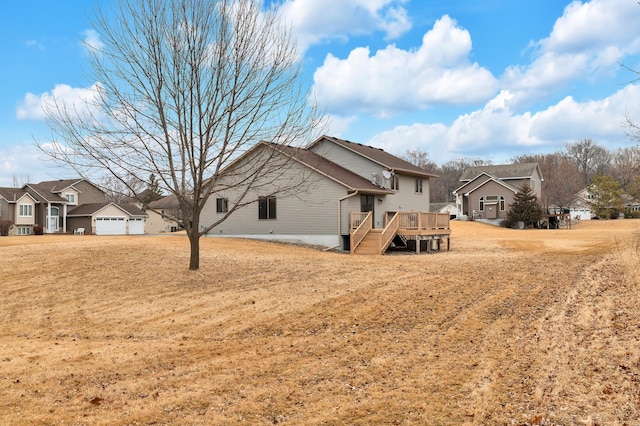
[2,0,640,186]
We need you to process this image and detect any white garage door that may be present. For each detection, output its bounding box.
[96,217,126,235]
[129,218,145,235]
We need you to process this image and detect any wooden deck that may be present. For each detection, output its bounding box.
[350,212,451,255]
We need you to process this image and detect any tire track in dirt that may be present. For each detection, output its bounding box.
[451,252,600,424]
[525,254,640,425]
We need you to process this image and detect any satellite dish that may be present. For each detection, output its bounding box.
[382,170,392,179]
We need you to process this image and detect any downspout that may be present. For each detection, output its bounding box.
[338,190,360,240]
[63,204,67,234]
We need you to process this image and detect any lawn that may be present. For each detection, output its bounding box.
[1,219,639,425]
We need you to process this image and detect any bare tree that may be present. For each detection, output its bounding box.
[402,148,438,173]
[99,173,145,204]
[512,152,582,211]
[40,0,322,270]
[12,174,31,187]
[433,158,491,203]
[565,139,611,187]
[611,146,640,190]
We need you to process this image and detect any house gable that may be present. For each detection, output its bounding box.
[14,192,38,226]
[455,162,543,220]
[29,179,107,205]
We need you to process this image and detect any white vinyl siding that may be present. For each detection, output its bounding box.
[202,151,346,237]
[308,140,383,184]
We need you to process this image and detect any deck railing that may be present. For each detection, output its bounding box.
[390,212,450,232]
[378,212,399,254]
[352,211,450,254]
[350,211,372,254]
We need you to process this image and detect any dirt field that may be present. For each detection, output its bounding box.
[1,219,639,425]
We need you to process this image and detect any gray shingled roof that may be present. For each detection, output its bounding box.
[0,187,28,202]
[68,202,146,217]
[118,203,147,216]
[25,181,70,203]
[273,144,393,193]
[148,194,180,209]
[67,203,109,216]
[37,179,83,193]
[459,163,541,181]
[314,136,438,178]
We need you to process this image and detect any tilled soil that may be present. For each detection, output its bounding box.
[1,219,639,425]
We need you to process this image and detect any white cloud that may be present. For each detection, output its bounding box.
[364,83,640,165]
[82,29,104,54]
[502,0,640,104]
[25,39,45,51]
[277,0,411,53]
[312,15,498,117]
[16,83,103,121]
[0,145,61,187]
[324,114,358,137]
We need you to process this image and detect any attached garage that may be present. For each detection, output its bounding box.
[96,216,127,235]
[67,202,147,235]
[128,217,145,235]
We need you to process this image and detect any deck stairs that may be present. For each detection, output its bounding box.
[353,229,387,255]
[350,211,451,255]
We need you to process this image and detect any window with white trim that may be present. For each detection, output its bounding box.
[415,178,423,194]
[17,226,31,235]
[65,193,76,204]
[500,196,505,211]
[479,196,485,211]
[19,204,32,217]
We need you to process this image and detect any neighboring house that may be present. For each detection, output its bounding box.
[453,163,544,221]
[0,187,38,235]
[145,195,183,234]
[67,202,147,235]
[430,202,457,218]
[0,178,147,235]
[549,187,592,220]
[623,193,640,214]
[201,135,440,251]
[560,188,640,220]
[23,179,107,234]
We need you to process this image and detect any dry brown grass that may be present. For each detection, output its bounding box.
[1,219,639,425]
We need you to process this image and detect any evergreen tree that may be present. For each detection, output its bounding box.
[139,174,164,206]
[507,183,543,227]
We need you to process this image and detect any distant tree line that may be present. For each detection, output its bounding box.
[403,139,640,211]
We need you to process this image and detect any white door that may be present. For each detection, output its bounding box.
[128,218,145,235]
[96,217,126,235]
[48,207,59,233]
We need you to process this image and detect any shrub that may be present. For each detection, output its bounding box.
[499,218,513,228]
[0,220,12,236]
[626,210,640,219]
[33,225,44,235]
